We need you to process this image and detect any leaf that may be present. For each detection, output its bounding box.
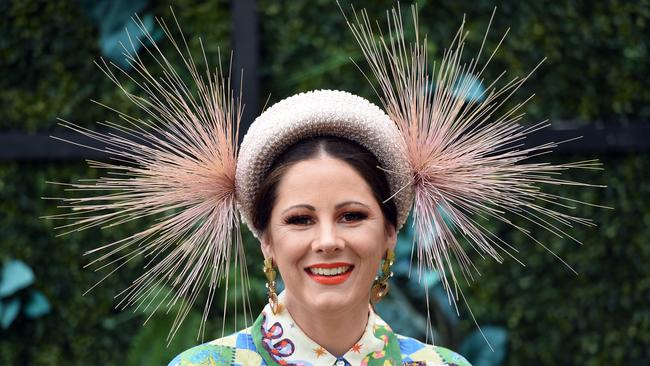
[453,73,487,103]
[125,309,205,366]
[100,14,157,69]
[1,298,21,329]
[423,270,440,288]
[374,285,430,339]
[79,0,161,69]
[0,260,34,297]
[24,290,51,318]
[432,284,459,327]
[460,326,508,366]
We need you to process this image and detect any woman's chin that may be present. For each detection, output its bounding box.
[304,288,367,314]
[283,276,372,315]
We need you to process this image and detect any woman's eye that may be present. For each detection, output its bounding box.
[284,215,313,226]
[341,212,367,222]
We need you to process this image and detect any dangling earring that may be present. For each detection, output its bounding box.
[371,249,395,303]
[263,257,281,314]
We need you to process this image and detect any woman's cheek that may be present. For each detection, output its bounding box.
[347,228,382,251]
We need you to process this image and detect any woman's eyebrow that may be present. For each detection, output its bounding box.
[281,204,316,214]
[335,201,370,209]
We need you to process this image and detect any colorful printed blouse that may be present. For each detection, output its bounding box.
[168,298,471,366]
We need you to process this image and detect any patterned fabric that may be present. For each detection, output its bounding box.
[169,296,471,366]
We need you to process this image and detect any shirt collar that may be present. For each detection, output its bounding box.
[251,292,402,366]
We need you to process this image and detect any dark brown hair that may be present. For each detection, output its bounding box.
[252,136,397,233]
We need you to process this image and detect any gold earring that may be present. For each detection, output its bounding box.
[263,258,281,314]
[371,249,395,303]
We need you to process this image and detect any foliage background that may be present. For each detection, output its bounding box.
[0,0,648,364]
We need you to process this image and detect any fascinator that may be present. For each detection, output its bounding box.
[48,6,601,340]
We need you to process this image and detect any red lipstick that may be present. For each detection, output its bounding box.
[305,262,354,285]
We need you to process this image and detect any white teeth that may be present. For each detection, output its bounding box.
[309,266,350,276]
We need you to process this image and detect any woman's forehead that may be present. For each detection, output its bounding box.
[274,156,377,207]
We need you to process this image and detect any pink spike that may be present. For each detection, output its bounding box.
[46,12,245,343]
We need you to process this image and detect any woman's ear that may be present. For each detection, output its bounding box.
[260,232,274,260]
[385,224,397,252]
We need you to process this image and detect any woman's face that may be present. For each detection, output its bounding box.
[261,155,397,315]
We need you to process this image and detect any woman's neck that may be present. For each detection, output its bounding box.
[283,293,370,357]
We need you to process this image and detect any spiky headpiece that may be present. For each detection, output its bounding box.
[48,6,600,340]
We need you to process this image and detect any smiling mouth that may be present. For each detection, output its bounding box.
[305,263,354,285]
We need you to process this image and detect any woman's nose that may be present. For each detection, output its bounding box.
[312,221,345,253]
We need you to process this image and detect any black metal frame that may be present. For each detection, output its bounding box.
[2,122,647,161]
[231,0,259,136]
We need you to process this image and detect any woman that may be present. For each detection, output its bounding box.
[167,91,472,365]
[51,5,597,366]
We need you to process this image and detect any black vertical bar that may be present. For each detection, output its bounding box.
[231,0,259,138]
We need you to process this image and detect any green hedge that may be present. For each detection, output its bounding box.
[0,0,231,132]
[259,0,649,122]
[462,154,650,364]
[1,0,648,365]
